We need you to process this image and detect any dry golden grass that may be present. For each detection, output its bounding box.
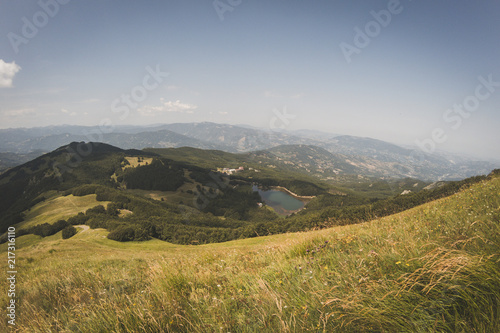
[123,157,153,169]
[1,177,499,332]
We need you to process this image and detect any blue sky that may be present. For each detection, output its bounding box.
[1,0,499,160]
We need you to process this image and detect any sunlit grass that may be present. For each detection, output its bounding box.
[1,177,499,332]
[123,157,153,169]
[17,194,110,229]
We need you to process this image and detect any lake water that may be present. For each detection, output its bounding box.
[253,186,305,216]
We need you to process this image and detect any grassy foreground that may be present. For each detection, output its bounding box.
[1,177,500,332]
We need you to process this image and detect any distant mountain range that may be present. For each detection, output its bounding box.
[0,122,497,180]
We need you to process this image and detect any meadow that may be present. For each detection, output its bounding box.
[18,194,110,229]
[1,176,499,332]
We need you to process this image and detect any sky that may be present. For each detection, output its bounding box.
[0,0,499,160]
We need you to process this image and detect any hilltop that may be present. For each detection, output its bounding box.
[1,169,499,332]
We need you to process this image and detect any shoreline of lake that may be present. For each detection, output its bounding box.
[253,185,313,216]
[269,186,316,202]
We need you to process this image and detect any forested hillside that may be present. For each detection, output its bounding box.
[2,141,496,245]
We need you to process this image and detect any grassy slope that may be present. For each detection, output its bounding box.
[1,177,499,332]
[123,157,153,169]
[16,194,111,229]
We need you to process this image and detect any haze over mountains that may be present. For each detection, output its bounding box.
[0,122,497,180]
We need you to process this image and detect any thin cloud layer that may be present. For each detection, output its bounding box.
[3,108,35,117]
[138,99,198,116]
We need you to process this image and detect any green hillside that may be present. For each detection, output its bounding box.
[0,142,494,247]
[1,173,499,332]
[0,142,329,244]
[18,193,110,229]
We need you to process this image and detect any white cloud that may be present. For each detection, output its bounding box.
[162,99,197,112]
[219,111,228,115]
[138,99,198,116]
[61,108,77,116]
[0,59,21,88]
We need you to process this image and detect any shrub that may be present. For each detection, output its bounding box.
[87,217,108,229]
[62,226,77,239]
[107,226,135,242]
[53,219,69,230]
[72,184,100,196]
[67,212,90,225]
[86,205,106,215]
[133,227,150,241]
[106,225,150,242]
[96,187,116,201]
[106,203,121,216]
[30,220,68,237]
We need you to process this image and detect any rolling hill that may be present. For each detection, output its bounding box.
[1,169,498,332]
[0,142,332,244]
[0,141,494,248]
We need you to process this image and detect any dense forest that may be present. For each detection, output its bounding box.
[122,159,186,191]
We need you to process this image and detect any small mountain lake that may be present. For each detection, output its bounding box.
[253,185,305,216]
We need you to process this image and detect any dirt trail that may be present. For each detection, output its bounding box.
[76,225,90,233]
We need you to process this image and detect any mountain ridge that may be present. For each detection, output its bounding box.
[0,123,497,180]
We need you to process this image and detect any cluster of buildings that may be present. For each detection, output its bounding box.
[217,166,244,175]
